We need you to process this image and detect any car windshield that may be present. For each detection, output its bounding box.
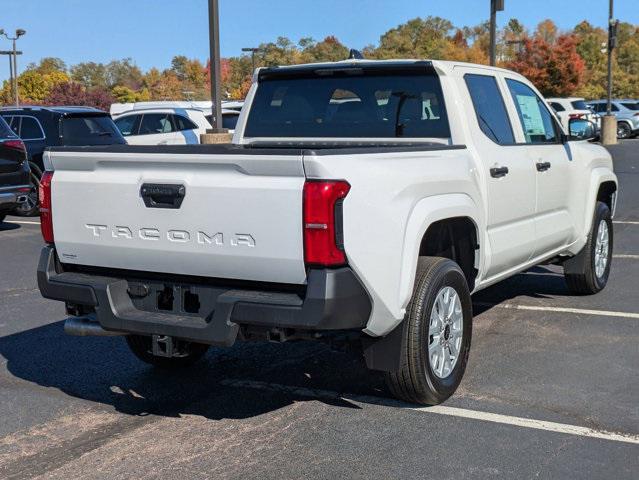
[571,100,588,110]
[245,70,451,139]
[621,102,639,111]
[61,115,126,146]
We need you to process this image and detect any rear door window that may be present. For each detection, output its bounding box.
[171,114,198,131]
[245,70,451,138]
[464,74,515,145]
[20,116,45,140]
[139,114,173,135]
[550,102,565,112]
[505,79,559,144]
[2,116,19,136]
[115,115,141,136]
[621,102,639,111]
[0,116,16,139]
[571,100,588,110]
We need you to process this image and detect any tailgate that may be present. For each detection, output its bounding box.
[48,148,307,284]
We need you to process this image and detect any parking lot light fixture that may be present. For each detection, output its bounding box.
[242,47,260,74]
[207,0,226,135]
[2,28,26,107]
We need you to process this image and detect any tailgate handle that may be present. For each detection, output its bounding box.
[140,184,186,209]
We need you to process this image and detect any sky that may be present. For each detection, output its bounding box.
[1,0,638,82]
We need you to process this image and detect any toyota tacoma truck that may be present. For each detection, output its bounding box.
[37,60,617,405]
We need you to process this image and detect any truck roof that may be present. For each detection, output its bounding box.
[257,59,523,78]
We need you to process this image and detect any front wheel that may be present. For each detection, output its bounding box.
[385,257,473,405]
[126,335,209,369]
[564,201,613,294]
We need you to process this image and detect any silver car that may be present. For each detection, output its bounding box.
[587,99,639,139]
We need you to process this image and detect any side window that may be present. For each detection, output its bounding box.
[464,74,515,145]
[115,115,141,136]
[20,116,45,140]
[172,114,198,131]
[139,114,173,135]
[222,113,239,130]
[550,102,565,112]
[3,116,19,136]
[610,104,619,112]
[505,79,559,144]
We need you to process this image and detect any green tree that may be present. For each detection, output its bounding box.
[70,62,109,89]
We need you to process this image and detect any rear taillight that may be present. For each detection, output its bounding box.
[303,180,350,267]
[2,139,26,152]
[39,171,54,244]
[569,113,584,119]
[634,113,639,117]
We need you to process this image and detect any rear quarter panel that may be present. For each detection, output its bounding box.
[303,148,483,336]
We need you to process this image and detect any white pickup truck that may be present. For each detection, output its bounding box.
[38,60,617,405]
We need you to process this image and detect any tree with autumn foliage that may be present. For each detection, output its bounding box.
[507,33,586,97]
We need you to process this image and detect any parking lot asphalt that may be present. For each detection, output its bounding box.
[0,140,637,479]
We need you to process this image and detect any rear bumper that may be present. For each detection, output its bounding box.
[0,184,31,212]
[37,246,372,346]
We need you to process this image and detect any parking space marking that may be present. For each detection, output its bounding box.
[614,254,639,259]
[6,220,40,225]
[475,302,639,319]
[221,379,639,445]
[614,221,639,225]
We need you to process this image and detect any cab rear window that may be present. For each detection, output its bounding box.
[245,70,450,139]
[61,115,126,146]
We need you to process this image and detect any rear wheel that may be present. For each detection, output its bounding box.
[385,257,472,405]
[14,163,41,217]
[126,335,209,369]
[617,122,632,139]
[564,201,613,294]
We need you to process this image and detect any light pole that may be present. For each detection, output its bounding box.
[602,0,618,145]
[242,47,259,74]
[489,0,505,66]
[207,0,225,134]
[2,29,26,107]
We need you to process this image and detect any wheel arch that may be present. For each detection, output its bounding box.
[398,193,482,312]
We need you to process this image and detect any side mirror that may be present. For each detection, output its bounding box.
[568,118,598,141]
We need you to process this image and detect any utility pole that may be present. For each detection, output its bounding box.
[602,0,618,145]
[490,0,505,66]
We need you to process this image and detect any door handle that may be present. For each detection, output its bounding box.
[536,161,552,172]
[490,166,509,178]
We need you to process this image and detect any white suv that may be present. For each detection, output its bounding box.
[547,97,597,131]
[113,108,211,145]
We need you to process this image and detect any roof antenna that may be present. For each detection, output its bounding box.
[348,49,364,60]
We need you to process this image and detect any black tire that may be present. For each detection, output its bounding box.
[385,257,473,405]
[564,201,613,295]
[126,335,209,369]
[617,122,632,139]
[13,163,42,217]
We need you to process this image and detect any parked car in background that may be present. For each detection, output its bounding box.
[204,108,240,132]
[0,116,30,224]
[0,106,125,216]
[113,108,212,145]
[586,99,639,139]
[547,97,597,131]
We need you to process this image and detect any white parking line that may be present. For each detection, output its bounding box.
[614,220,639,225]
[6,220,40,225]
[221,379,639,445]
[475,302,639,319]
[614,254,639,259]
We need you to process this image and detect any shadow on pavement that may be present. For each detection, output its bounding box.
[472,266,570,315]
[0,222,20,232]
[0,319,381,420]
